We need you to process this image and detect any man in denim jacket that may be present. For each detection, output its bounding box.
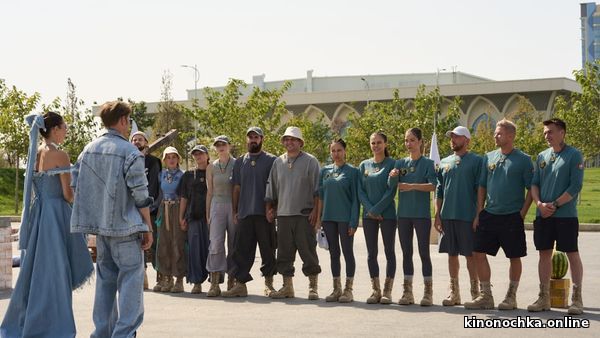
[71,101,153,338]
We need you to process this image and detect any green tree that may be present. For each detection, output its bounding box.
[508,95,546,158]
[128,99,154,134]
[553,62,600,161]
[470,119,496,155]
[0,80,41,213]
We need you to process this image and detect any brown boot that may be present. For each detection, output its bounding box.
[470,279,480,300]
[325,277,342,302]
[207,272,221,297]
[420,280,433,306]
[221,281,248,297]
[264,275,276,297]
[170,277,184,293]
[366,277,382,304]
[160,275,174,292]
[338,278,354,303]
[527,283,550,312]
[270,276,295,299]
[498,281,518,310]
[152,272,164,292]
[308,275,319,300]
[442,277,461,306]
[191,283,202,294]
[227,274,235,291]
[380,277,394,304]
[398,279,414,305]
[567,284,584,315]
[464,281,494,310]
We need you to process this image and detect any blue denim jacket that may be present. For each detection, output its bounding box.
[71,128,153,236]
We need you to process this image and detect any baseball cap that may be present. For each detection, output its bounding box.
[129,131,148,142]
[246,126,264,137]
[213,135,230,145]
[190,144,209,155]
[445,126,471,139]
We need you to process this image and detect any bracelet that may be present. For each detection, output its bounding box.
[552,200,560,209]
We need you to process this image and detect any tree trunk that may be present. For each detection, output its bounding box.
[14,153,19,215]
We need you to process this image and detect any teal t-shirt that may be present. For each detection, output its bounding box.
[531,145,584,218]
[436,152,482,222]
[480,148,533,215]
[389,156,436,219]
[358,157,397,220]
[318,163,360,228]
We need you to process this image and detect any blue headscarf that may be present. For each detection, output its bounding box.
[19,114,45,249]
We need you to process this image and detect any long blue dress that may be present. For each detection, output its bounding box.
[0,167,94,338]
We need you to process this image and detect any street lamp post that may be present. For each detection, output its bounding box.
[360,77,370,107]
[181,64,200,139]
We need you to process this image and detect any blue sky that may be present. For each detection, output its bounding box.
[0,0,588,107]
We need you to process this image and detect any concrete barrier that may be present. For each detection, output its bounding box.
[0,217,12,290]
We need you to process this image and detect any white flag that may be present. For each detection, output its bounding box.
[429,132,441,167]
[129,119,139,139]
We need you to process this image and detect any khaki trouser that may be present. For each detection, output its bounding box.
[275,215,321,277]
[157,201,188,278]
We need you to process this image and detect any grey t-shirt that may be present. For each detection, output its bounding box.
[265,151,320,216]
[230,151,276,219]
[211,157,235,204]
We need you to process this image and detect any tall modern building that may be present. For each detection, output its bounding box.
[581,2,600,67]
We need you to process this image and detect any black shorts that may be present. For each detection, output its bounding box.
[473,210,526,258]
[533,217,579,253]
[438,220,474,256]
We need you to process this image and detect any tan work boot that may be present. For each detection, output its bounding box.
[207,272,221,297]
[160,275,174,292]
[498,281,518,310]
[420,280,433,306]
[527,283,550,312]
[470,279,480,300]
[221,281,248,297]
[442,277,461,306]
[264,275,276,297]
[464,282,494,310]
[191,283,202,294]
[568,284,584,315]
[338,278,354,303]
[398,279,414,305]
[325,277,342,302]
[380,277,394,304]
[143,270,149,290]
[270,276,295,299]
[170,277,184,293]
[152,272,164,292]
[227,274,235,291]
[366,277,382,304]
[308,275,319,300]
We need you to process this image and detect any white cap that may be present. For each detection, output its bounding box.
[445,126,471,139]
[281,126,304,143]
[129,131,148,142]
[162,146,180,161]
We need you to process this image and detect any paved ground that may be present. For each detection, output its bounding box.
[1,225,599,337]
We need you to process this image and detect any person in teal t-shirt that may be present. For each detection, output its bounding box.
[317,139,360,303]
[358,131,397,304]
[464,119,533,311]
[527,118,585,315]
[389,128,436,306]
[434,126,482,307]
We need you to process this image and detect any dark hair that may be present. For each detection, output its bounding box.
[370,131,390,157]
[99,101,131,127]
[406,127,424,153]
[40,112,64,139]
[543,118,567,132]
[330,138,347,149]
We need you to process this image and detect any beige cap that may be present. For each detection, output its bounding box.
[162,146,180,161]
[281,126,304,143]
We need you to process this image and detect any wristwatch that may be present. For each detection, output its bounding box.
[552,200,560,209]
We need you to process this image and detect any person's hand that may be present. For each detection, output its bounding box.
[308,208,318,228]
[537,201,556,219]
[398,183,412,191]
[348,227,357,236]
[233,212,239,225]
[519,209,526,220]
[180,218,188,231]
[266,208,275,223]
[141,232,153,251]
[389,168,399,177]
[434,214,443,233]
[472,214,479,231]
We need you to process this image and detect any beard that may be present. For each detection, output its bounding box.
[136,145,145,151]
[248,141,262,153]
[451,143,465,152]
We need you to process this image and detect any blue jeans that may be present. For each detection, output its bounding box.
[92,233,145,338]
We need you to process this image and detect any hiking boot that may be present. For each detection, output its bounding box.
[380,277,394,304]
[170,277,184,293]
[264,275,276,297]
[270,276,295,299]
[442,277,461,306]
[308,275,319,300]
[221,281,248,298]
[227,274,235,291]
[338,278,354,303]
[191,283,203,294]
[325,277,342,302]
[464,282,494,310]
[567,284,584,315]
[152,273,164,292]
[470,279,480,300]
[498,281,518,310]
[398,279,414,305]
[420,280,433,306]
[527,283,550,312]
[207,272,221,297]
[366,277,382,304]
[160,276,174,292]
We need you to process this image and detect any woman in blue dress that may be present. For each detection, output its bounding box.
[1,112,94,338]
